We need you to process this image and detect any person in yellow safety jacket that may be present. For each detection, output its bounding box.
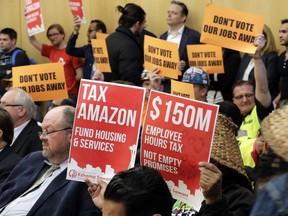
[232,34,274,170]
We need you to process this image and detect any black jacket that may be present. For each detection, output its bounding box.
[10,119,42,158]
[105,26,143,86]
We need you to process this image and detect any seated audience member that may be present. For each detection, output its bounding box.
[66,16,107,79]
[234,24,279,100]
[0,107,21,183]
[250,105,288,216]
[0,106,100,215]
[182,66,210,102]
[0,88,42,157]
[172,113,254,216]
[233,34,273,169]
[85,166,173,216]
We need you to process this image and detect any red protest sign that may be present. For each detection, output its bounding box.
[67,80,145,183]
[69,0,86,23]
[24,0,45,36]
[141,90,218,210]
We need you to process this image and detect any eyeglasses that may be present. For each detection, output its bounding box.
[47,33,61,39]
[233,93,254,100]
[0,103,23,108]
[38,128,72,138]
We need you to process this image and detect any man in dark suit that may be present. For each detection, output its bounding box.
[0,88,42,158]
[160,1,200,89]
[0,106,100,215]
[0,107,21,183]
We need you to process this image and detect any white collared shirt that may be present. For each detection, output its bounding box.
[0,160,68,216]
[166,25,185,48]
[242,59,254,81]
[11,120,30,145]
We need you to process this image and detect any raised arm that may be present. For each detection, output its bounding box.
[75,67,83,82]
[253,34,272,108]
[28,35,43,52]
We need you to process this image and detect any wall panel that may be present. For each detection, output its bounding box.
[0,0,287,63]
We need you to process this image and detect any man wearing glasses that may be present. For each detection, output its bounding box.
[0,88,42,158]
[232,34,273,169]
[28,24,83,96]
[66,16,107,80]
[0,105,100,215]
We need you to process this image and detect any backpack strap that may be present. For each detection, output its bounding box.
[11,49,21,65]
[265,180,288,215]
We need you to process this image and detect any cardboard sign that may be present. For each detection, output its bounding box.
[12,63,68,101]
[200,4,265,54]
[67,80,145,183]
[96,32,109,40]
[24,0,45,36]
[171,79,195,99]
[68,0,86,24]
[187,44,224,74]
[91,37,111,72]
[144,35,180,80]
[141,90,218,210]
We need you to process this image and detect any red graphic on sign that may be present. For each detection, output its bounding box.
[24,0,45,36]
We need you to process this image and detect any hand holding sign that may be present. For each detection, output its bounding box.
[73,16,82,34]
[199,162,222,205]
[253,34,266,57]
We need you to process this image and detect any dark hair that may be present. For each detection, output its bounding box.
[281,19,288,25]
[0,28,17,40]
[46,24,65,39]
[117,4,146,28]
[252,148,288,188]
[232,80,254,96]
[91,20,107,33]
[60,98,76,107]
[210,158,253,192]
[0,107,14,145]
[217,100,242,128]
[104,166,173,216]
[171,1,188,17]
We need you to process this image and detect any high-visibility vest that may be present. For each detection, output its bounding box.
[237,106,260,168]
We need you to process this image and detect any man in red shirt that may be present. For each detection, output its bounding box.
[29,24,83,96]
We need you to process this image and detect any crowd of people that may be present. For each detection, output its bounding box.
[0,0,288,215]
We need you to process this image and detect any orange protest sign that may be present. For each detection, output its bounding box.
[171,79,195,99]
[91,37,111,72]
[200,4,265,54]
[144,35,180,80]
[12,63,68,101]
[96,32,109,39]
[141,90,218,210]
[187,44,224,74]
[67,80,145,183]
